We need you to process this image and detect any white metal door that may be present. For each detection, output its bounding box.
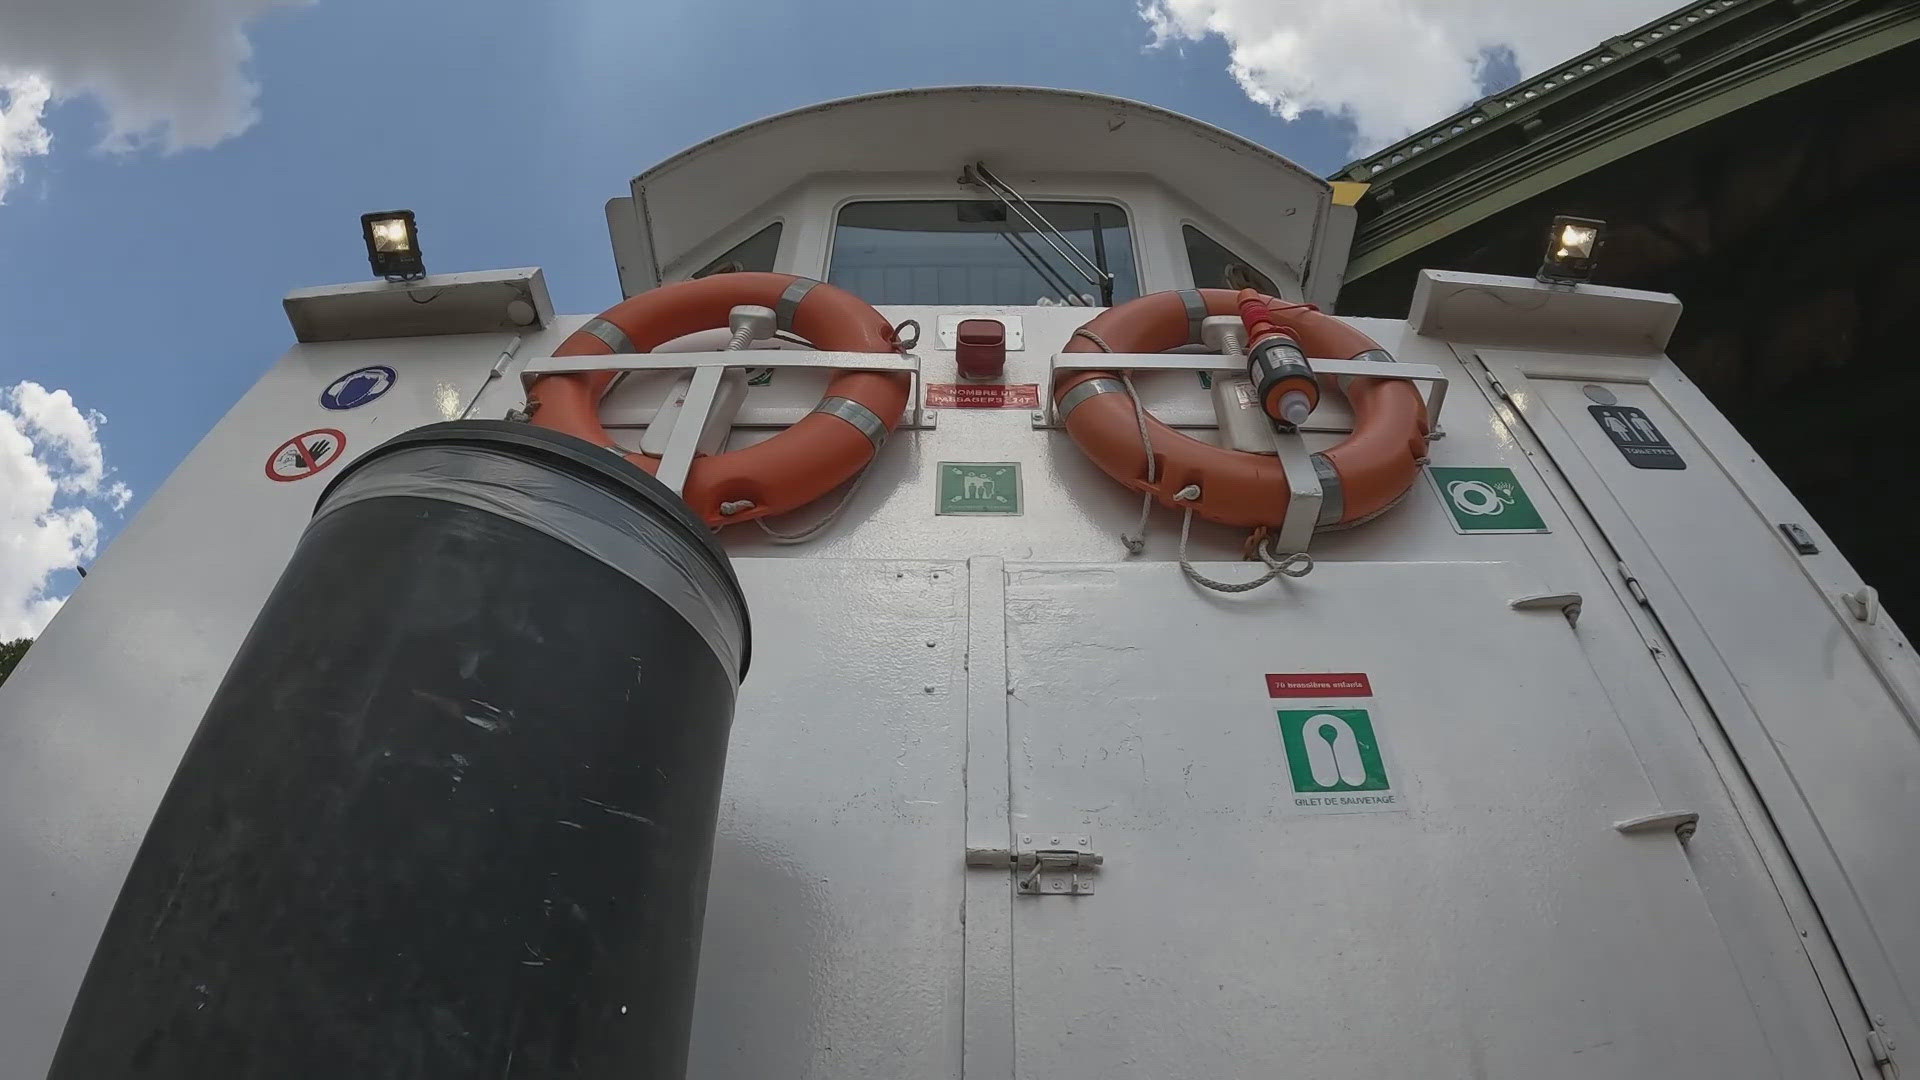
[997,560,1802,1078]
[1475,350,1920,1061]
[687,559,968,1079]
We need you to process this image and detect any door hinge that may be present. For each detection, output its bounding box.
[966,832,1103,895]
[1486,374,1512,401]
[1616,560,1649,606]
[1866,1027,1895,1069]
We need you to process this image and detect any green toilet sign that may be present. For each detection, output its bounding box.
[1427,466,1548,534]
[1275,708,1403,814]
[937,462,1022,516]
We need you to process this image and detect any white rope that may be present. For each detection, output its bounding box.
[1120,371,1155,555]
[1072,327,1156,556]
[714,459,878,545]
[1069,324,1315,586]
[1173,485,1314,593]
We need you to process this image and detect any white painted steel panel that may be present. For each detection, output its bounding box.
[962,557,1016,1080]
[625,88,1329,293]
[594,308,1414,565]
[1000,559,1797,1078]
[0,331,525,1076]
[687,559,967,1079]
[1408,270,1681,355]
[1484,358,1920,1054]
[283,267,552,342]
[1452,357,1868,1077]
[0,285,1874,1077]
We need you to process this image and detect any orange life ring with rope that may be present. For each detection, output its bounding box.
[1055,288,1429,531]
[527,272,909,526]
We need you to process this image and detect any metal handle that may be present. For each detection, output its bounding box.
[1510,592,1583,628]
[1842,586,1880,626]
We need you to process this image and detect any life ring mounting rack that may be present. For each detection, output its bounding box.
[516,274,934,524]
[1035,288,1450,555]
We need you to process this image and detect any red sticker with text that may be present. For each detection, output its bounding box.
[265,428,346,482]
[1266,672,1373,698]
[924,383,1040,409]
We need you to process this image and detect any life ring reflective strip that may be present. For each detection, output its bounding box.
[526,272,909,526]
[1054,288,1429,530]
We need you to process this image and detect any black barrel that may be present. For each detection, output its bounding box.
[49,421,751,1079]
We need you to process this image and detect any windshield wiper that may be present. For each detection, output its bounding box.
[997,226,1085,305]
[965,161,1116,306]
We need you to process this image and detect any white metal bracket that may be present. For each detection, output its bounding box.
[1033,353,1449,434]
[1510,592,1584,628]
[1614,810,1699,844]
[1033,352,1444,554]
[966,831,1103,896]
[517,348,933,495]
[1842,586,1881,626]
[1268,424,1321,555]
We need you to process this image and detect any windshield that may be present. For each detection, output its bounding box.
[828,200,1139,307]
[1183,225,1280,296]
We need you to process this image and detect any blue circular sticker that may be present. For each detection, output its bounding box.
[321,365,396,410]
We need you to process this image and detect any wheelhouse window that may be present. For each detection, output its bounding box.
[828,200,1139,306]
[690,222,783,279]
[1183,225,1280,296]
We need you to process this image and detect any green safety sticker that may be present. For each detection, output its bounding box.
[937,462,1022,516]
[1427,466,1548,534]
[1275,708,1404,815]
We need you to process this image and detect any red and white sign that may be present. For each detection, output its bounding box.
[1266,672,1373,698]
[924,383,1040,409]
[265,428,346,482]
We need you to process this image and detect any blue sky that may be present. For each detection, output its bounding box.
[0,0,1675,634]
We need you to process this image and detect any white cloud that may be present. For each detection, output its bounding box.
[0,75,53,199]
[1140,0,1683,153]
[0,0,304,202]
[0,382,131,638]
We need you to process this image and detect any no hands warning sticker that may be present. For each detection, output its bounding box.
[265,428,346,482]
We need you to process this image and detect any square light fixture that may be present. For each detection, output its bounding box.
[361,210,425,281]
[1537,214,1604,284]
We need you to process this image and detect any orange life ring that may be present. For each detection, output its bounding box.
[527,272,909,526]
[1055,289,1429,530]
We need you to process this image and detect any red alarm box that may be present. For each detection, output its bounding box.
[956,319,1007,380]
